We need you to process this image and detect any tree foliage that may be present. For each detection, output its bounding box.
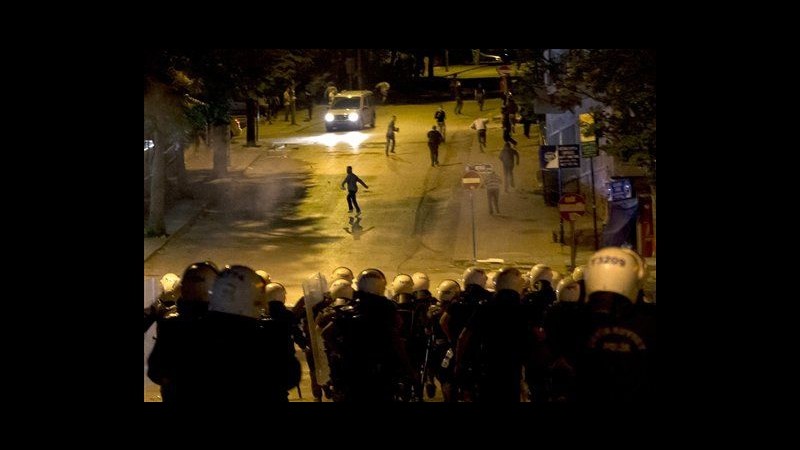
[517,49,656,165]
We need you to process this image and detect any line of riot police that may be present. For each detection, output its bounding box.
[145,246,655,404]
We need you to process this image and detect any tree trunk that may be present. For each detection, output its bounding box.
[147,136,167,236]
[211,124,229,178]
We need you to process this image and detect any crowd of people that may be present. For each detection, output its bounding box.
[145,246,655,404]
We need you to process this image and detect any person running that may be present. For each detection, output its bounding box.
[470,117,489,152]
[340,166,369,214]
[499,143,520,192]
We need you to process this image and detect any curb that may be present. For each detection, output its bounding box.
[144,200,208,263]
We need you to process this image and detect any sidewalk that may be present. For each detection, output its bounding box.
[144,110,327,263]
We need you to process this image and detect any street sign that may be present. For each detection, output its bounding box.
[581,141,598,158]
[462,170,482,190]
[558,193,587,221]
[497,65,512,75]
[557,145,581,168]
[467,164,494,173]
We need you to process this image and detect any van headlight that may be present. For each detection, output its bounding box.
[348,112,359,122]
[325,113,334,122]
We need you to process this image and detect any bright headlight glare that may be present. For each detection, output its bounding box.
[324,113,334,122]
[348,112,359,122]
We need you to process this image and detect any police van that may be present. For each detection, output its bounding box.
[324,90,376,132]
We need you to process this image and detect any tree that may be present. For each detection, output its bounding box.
[144,49,206,237]
[144,79,191,236]
[516,49,656,178]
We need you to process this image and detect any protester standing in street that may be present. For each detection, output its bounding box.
[284,86,295,122]
[341,166,369,214]
[474,83,486,111]
[499,142,520,192]
[386,115,399,155]
[427,125,444,167]
[435,106,446,143]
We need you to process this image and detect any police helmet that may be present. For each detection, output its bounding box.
[529,264,554,285]
[556,275,580,302]
[411,272,431,292]
[495,266,525,294]
[356,268,387,296]
[255,270,271,284]
[209,265,267,318]
[584,247,647,303]
[462,266,488,288]
[180,262,219,303]
[392,274,414,295]
[437,279,461,303]
[331,266,354,282]
[159,273,181,302]
[264,282,287,304]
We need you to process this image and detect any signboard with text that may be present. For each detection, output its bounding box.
[557,145,581,168]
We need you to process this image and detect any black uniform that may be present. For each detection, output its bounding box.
[457,289,530,402]
[146,299,208,404]
[573,293,656,404]
[323,291,412,402]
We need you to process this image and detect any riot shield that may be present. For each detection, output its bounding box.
[302,272,330,386]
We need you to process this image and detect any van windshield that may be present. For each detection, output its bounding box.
[331,97,360,109]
